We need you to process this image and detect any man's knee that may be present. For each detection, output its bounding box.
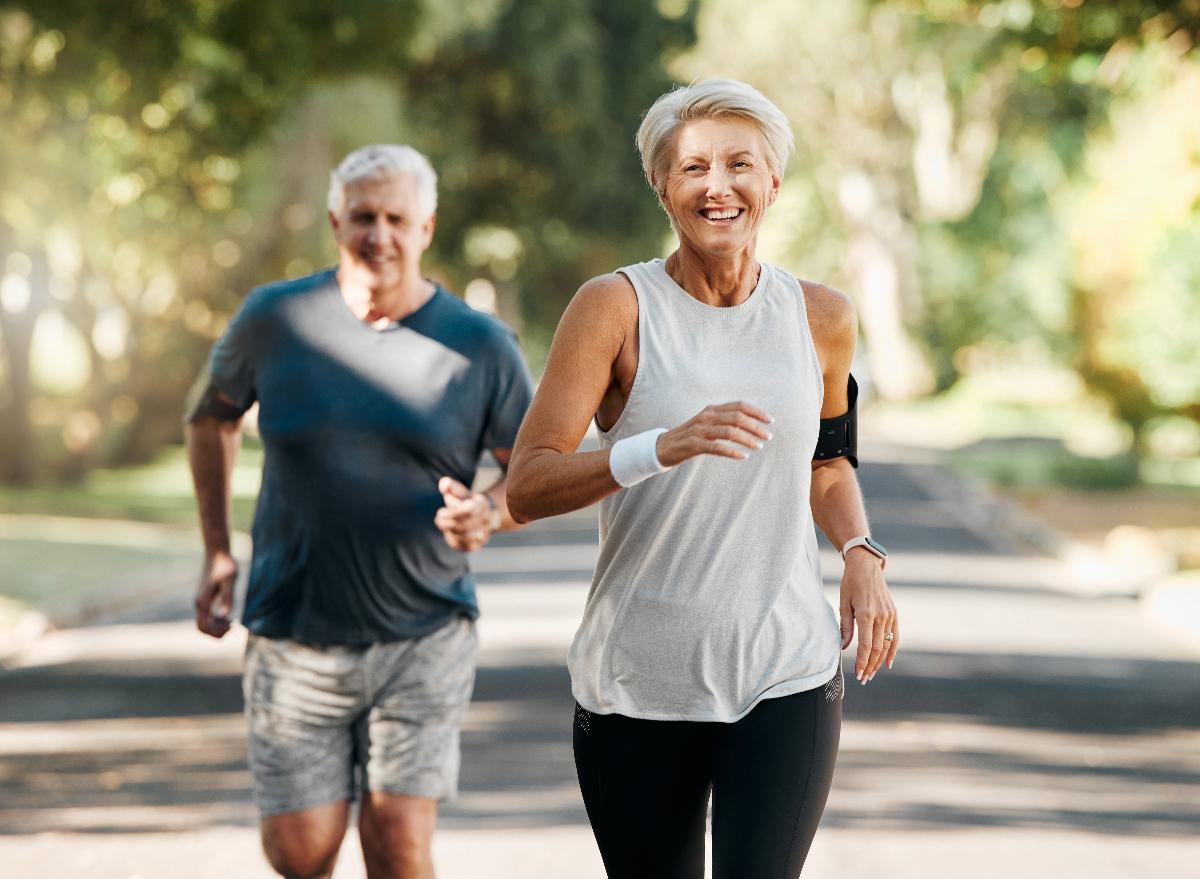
[359,793,438,878]
[263,847,338,879]
[261,801,350,879]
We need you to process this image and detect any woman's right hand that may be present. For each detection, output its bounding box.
[656,402,774,467]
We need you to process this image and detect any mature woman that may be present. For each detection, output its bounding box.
[506,79,898,878]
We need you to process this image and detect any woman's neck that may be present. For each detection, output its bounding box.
[664,241,761,308]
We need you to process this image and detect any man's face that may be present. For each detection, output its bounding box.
[329,172,435,290]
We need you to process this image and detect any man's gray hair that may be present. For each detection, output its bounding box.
[636,79,795,193]
[327,144,438,219]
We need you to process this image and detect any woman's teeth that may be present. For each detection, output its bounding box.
[704,209,740,220]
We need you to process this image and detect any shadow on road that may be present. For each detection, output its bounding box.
[1,456,1197,842]
[2,648,1198,836]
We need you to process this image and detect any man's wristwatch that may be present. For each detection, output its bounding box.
[482,493,502,532]
[842,535,887,568]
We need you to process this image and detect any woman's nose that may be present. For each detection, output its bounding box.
[706,167,733,198]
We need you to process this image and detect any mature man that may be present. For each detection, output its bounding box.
[185,144,533,879]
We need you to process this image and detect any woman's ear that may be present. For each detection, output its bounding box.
[652,174,673,217]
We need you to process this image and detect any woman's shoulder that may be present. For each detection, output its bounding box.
[570,271,638,316]
[789,276,856,360]
[794,278,854,331]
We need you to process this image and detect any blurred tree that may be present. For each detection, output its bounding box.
[684,0,1200,448]
[1069,47,1200,443]
[403,0,697,365]
[0,0,696,484]
[675,0,960,402]
[0,0,418,483]
[873,0,1200,441]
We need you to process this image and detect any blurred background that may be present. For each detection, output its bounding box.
[0,1,1198,876]
[4,0,1200,532]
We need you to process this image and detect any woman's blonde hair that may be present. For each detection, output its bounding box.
[636,79,795,193]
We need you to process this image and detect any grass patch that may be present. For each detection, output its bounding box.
[949,437,1141,490]
[0,539,194,606]
[0,444,261,531]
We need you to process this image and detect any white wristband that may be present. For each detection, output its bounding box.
[609,428,670,488]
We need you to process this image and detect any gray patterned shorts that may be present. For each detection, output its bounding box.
[243,617,477,817]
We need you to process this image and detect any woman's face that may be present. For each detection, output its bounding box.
[659,116,780,259]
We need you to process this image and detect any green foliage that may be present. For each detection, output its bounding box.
[0,442,260,527]
[877,0,1200,437]
[950,436,1139,490]
[0,0,696,483]
[0,0,422,482]
[917,138,1075,390]
[405,0,696,332]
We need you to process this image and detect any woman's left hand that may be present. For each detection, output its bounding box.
[839,549,898,683]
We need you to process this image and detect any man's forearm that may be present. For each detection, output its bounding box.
[186,417,243,552]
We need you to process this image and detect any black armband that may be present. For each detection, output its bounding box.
[185,382,246,422]
[183,360,249,424]
[813,374,858,468]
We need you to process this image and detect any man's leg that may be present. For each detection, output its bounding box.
[260,801,352,879]
[358,792,438,879]
[356,619,478,879]
[244,635,365,879]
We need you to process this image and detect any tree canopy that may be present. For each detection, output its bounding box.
[873,0,1200,435]
[0,0,695,483]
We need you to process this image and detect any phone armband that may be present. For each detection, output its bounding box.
[812,374,858,468]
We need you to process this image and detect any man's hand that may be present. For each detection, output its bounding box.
[196,549,238,638]
[435,477,495,552]
[839,548,898,683]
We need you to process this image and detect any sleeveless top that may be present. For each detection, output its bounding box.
[567,259,843,722]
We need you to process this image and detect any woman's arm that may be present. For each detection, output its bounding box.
[804,282,899,683]
[507,274,771,523]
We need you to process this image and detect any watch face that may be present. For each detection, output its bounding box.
[864,537,887,557]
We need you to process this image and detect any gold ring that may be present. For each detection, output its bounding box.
[883,632,894,641]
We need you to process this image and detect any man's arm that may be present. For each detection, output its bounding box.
[435,448,523,553]
[186,412,243,638]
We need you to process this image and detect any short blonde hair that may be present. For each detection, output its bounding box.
[327,144,438,219]
[636,79,795,193]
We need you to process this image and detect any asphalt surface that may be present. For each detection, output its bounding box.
[1,441,1198,877]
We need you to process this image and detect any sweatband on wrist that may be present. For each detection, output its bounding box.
[608,428,669,488]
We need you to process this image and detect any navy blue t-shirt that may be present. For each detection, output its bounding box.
[198,269,534,644]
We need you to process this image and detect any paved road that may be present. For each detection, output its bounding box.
[1,441,1198,877]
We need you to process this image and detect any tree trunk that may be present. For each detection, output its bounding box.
[0,248,47,485]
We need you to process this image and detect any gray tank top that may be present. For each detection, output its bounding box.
[568,259,843,722]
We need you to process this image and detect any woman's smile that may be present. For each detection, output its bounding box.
[701,207,743,221]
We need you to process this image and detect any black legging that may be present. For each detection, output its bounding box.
[573,668,842,879]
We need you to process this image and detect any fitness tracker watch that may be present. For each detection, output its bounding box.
[841,535,887,567]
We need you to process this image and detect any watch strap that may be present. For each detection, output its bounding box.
[841,535,886,566]
[482,492,502,532]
